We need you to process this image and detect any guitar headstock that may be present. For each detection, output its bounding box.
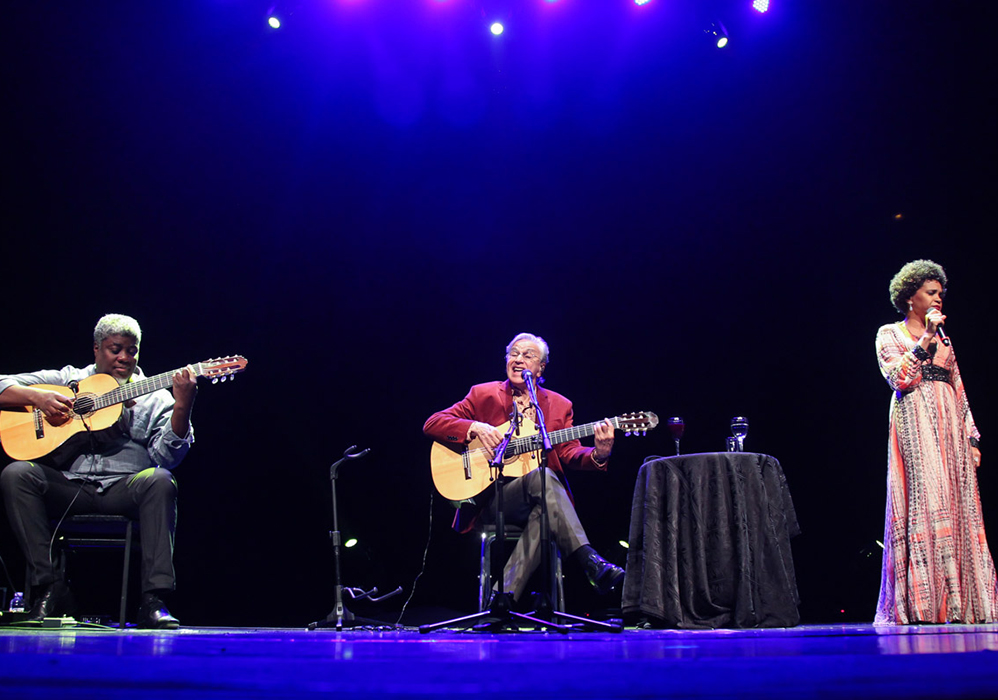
[197,356,248,384]
[617,411,659,437]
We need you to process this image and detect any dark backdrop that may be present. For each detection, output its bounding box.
[2,0,995,626]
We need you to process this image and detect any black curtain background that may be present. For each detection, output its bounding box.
[1,1,995,626]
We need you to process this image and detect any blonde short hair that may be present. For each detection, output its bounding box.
[94,313,142,346]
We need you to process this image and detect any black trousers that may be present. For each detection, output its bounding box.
[0,461,178,593]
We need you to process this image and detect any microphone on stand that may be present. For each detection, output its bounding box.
[521,369,537,403]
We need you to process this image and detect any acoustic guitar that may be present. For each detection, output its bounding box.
[430,411,658,501]
[0,356,247,461]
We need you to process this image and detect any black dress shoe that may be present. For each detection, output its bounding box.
[28,581,76,621]
[137,593,180,629]
[583,553,626,595]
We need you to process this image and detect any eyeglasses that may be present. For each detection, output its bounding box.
[508,349,541,361]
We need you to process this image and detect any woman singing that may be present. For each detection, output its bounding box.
[875,259,997,624]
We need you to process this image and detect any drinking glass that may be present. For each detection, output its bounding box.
[667,417,685,456]
[730,416,749,452]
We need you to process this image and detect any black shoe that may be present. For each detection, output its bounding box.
[583,553,626,595]
[137,592,180,629]
[28,581,76,621]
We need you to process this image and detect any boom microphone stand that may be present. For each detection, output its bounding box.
[309,445,402,631]
[521,370,622,633]
[419,404,571,633]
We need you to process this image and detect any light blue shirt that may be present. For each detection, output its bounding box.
[0,364,194,489]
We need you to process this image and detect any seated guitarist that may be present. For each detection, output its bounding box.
[423,332,624,606]
[0,313,196,628]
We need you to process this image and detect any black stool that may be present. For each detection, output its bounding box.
[26,515,138,628]
[479,524,565,611]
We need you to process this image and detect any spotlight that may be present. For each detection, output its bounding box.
[344,538,358,548]
[706,21,729,48]
[752,0,770,12]
[267,15,281,29]
[490,21,504,36]
[634,0,653,5]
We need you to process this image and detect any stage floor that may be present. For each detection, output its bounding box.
[2,621,997,699]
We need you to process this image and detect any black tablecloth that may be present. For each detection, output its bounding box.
[622,452,801,629]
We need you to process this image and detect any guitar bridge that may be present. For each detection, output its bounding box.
[462,451,472,481]
[33,409,44,440]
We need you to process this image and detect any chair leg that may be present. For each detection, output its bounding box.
[119,521,132,628]
[479,535,491,612]
[553,548,565,611]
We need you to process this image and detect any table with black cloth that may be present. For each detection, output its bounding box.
[622,452,801,629]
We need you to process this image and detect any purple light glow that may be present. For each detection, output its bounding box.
[752,0,770,13]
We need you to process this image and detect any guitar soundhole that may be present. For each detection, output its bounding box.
[72,395,96,416]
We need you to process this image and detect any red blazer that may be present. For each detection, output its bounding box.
[424,380,602,531]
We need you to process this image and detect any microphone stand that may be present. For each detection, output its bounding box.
[419,404,571,633]
[522,372,623,633]
[310,445,402,631]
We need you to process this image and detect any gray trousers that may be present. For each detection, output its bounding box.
[485,468,589,601]
[0,461,178,593]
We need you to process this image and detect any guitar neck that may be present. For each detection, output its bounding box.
[94,365,199,411]
[509,417,620,456]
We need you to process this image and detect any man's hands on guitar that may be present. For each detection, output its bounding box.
[470,421,503,458]
[170,366,198,438]
[34,388,75,422]
[171,366,198,407]
[594,419,614,462]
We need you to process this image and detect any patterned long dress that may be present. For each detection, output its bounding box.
[875,322,998,624]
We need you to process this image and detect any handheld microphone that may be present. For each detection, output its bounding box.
[936,326,950,346]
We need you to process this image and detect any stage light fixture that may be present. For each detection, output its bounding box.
[752,0,770,13]
[706,21,729,48]
[345,538,358,548]
[267,15,281,29]
[490,21,504,36]
[634,0,653,5]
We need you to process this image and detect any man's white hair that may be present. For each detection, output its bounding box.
[94,313,142,346]
[506,332,550,364]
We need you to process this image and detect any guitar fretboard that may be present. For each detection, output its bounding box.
[94,364,202,411]
[508,416,622,456]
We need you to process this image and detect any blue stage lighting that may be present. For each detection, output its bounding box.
[635,0,653,5]
[752,0,770,13]
[490,22,504,36]
[267,15,281,29]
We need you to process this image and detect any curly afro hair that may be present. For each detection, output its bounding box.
[888,259,947,314]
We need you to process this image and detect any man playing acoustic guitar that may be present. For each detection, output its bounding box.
[0,313,197,628]
[424,332,625,607]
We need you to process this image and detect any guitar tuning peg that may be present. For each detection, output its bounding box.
[625,431,632,437]
[212,378,219,385]
[220,376,227,383]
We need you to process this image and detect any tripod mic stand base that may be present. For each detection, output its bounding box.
[308,606,392,631]
[418,592,572,634]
